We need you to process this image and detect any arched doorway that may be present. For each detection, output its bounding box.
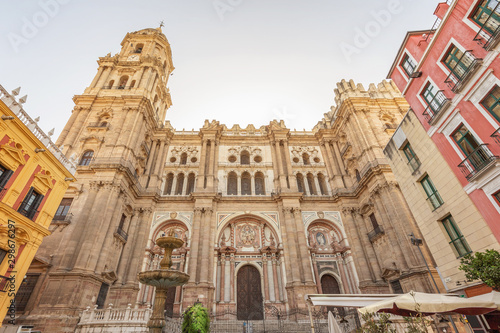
[321,274,343,315]
[237,265,263,320]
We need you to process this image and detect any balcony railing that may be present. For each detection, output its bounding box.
[458,144,498,180]
[87,122,110,128]
[492,128,500,145]
[473,1,500,49]
[114,227,128,243]
[407,156,421,173]
[444,51,482,92]
[422,90,451,125]
[101,86,134,90]
[367,225,385,243]
[426,192,444,210]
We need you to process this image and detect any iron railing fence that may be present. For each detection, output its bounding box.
[458,144,498,180]
[473,0,500,49]
[444,51,482,92]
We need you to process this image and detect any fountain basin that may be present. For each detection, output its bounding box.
[156,236,184,249]
[138,270,189,288]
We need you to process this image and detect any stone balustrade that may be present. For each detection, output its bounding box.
[76,304,152,333]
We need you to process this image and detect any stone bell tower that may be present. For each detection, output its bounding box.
[18,28,175,332]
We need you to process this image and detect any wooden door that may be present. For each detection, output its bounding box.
[237,265,263,320]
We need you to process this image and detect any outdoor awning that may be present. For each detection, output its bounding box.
[305,294,399,308]
[358,291,497,316]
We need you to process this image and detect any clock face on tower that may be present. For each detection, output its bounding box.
[127,54,140,61]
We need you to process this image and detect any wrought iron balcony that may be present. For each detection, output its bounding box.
[422,90,451,125]
[444,51,482,93]
[367,226,385,243]
[473,1,500,49]
[492,128,500,145]
[458,144,498,181]
[114,227,128,243]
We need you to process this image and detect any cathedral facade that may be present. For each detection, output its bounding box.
[7,28,437,332]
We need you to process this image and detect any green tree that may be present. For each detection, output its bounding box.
[459,249,500,291]
[357,312,396,333]
[182,303,210,333]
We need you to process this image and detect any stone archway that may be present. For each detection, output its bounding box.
[237,265,263,320]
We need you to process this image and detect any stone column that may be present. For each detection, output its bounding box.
[207,139,216,189]
[327,140,346,188]
[149,139,167,188]
[237,174,242,195]
[311,255,321,292]
[267,258,275,302]
[319,142,335,180]
[283,140,297,190]
[213,140,220,190]
[304,179,311,196]
[197,139,208,190]
[281,208,301,283]
[95,66,111,88]
[292,209,314,283]
[90,66,105,88]
[250,175,255,195]
[272,256,280,301]
[314,175,321,195]
[188,208,203,283]
[139,67,152,89]
[63,107,91,150]
[220,255,226,302]
[171,174,177,196]
[275,141,288,189]
[125,208,154,285]
[269,140,280,189]
[276,260,284,302]
[182,176,188,195]
[145,140,158,175]
[230,255,235,302]
[216,258,221,303]
[200,208,213,284]
[262,255,269,301]
[116,212,140,283]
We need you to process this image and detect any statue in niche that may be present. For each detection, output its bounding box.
[269,234,276,247]
[240,224,256,246]
[220,232,227,246]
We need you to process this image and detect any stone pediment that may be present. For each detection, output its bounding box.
[381,267,400,281]
[33,172,54,194]
[0,144,26,170]
[101,270,118,283]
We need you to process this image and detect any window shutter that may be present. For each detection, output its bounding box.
[0,170,13,189]
[28,193,44,220]
[18,187,34,214]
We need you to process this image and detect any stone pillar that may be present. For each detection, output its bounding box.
[220,255,225,302]
[237,174,242,196]
[116,212,140,283]
[94,66,110,88]
[188,208,203,283]
[182,176,188,195]
[262,255,269,301]
[171,175,177,196]
[139,67,152,89]
[319,142,335,181]
[283,140,297,191]
[314,175,321,196]
[281,208,301,283]
[125,209,153,285]
[62,107,91,150]
[149,139,167,188]
[272,255,280,301]
[311,255,321,293]
[230,255,235,302]
[145,140,158,175]
[304,179,311,196]
[250,175,255,195]
[200,208,213,284]
[213,140,220,190]
[267,258,275,302]
[276,260,284,302]
[275,141,288,189]
[216,258,221,303]
[292,209,314,283]
[197,139,208,190]
[269,141,281,189]
[207,140,216,189]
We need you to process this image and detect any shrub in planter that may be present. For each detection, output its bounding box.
[459,249,500,291]
[182,303,210,333]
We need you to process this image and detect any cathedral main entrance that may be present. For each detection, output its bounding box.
[236,265,263,320]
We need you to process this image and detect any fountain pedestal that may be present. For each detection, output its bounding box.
[138,236,190,333]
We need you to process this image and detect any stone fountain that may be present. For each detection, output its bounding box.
[138,233,190,333]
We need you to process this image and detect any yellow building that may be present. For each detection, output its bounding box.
[0,85,76,325]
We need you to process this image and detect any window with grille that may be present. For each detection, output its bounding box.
[18,187,44,220]
[53,198,73,221]
[15,274,40,312]
[227,172,237,195]
[79,150,94,166]
[441,215,471,258]
[369,213,379,229]
[296,174,305,193]
[96,283,109,309]
[420,176,444,210]
[0,164,13,191]
[401,54,416,76]
[402,142,421,172]
[254,172,265,195]
[0,248,6,265]
[240,151,250,165]
[481,85,500,123]
[241,172,251,195]
[390,280,404,294]
[443,45,472,79]
[472,0,500,34]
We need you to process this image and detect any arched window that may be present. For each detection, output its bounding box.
[227,172,237,195]
[79,150,94,166]
[130,80,136,88]
[118,76,128,89]
[135,43,144,53]
[355,169,361,182]
[108,80,115,88]
[255,172,265,195]
[317,173,328,195]
[296,173,305,193]
[302,153,310,165]
[186,173,196,195]
[241,151,250,165]
[180,153,188,165]
[307,173,317,195]
[164,173,174,195]
[99,121,108,127]
[241,172,251,195]
[175,173,184,195]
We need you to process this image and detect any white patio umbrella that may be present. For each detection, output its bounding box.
[467,291,500,310]
[328,311,342,333]
[358,291,497,316]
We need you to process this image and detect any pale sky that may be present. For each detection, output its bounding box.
[0,0,437,138]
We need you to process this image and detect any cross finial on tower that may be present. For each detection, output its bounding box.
[159,21,164,29]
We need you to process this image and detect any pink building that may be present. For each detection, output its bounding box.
[388,0,500,244]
